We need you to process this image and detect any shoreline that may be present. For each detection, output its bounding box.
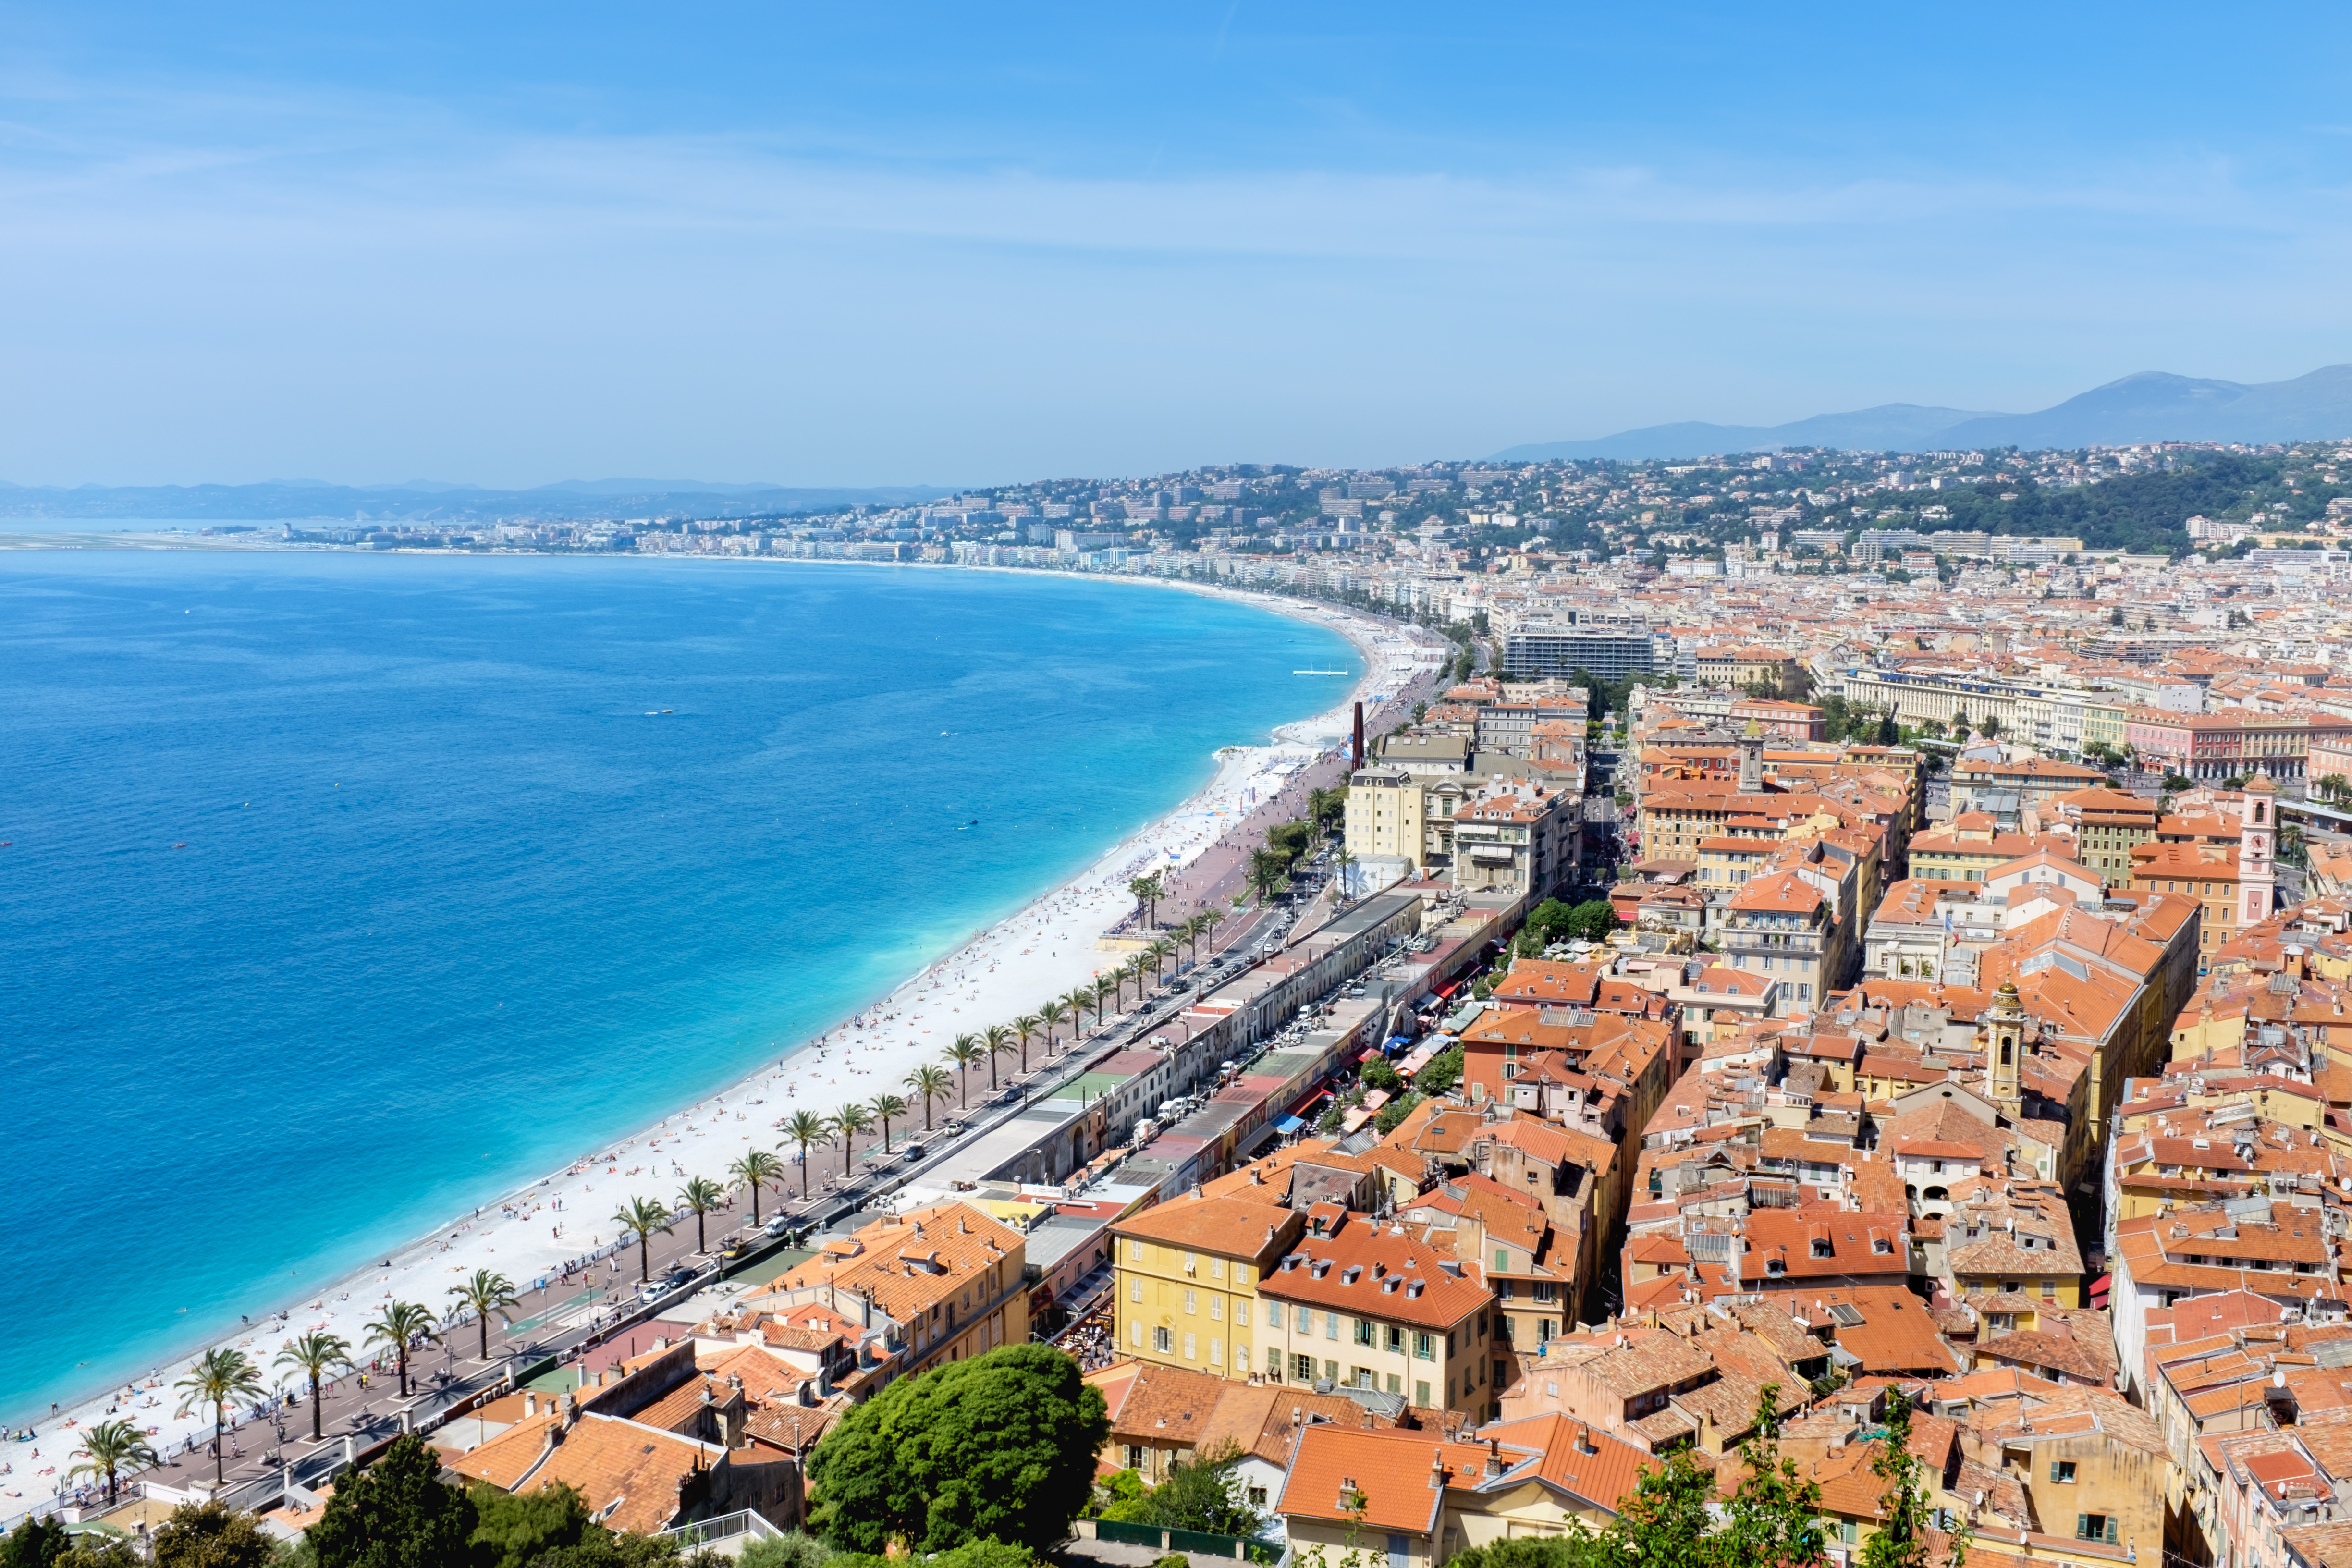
[2,559,1439,1509]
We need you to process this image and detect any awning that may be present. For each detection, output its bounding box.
[1274,1115,1306,1134]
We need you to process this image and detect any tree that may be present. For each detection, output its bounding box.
[785,1110,830,1198]
[982,1024,1013,1088]
[1605,1444,1719,1568]
[173,1347,264,1485]
[1092,974,1119,1023]
[1036,999,1069,1054]
[69,1419,159,1506]
[1440,1532,1606,1568]
[311,1433,479,1568]
[471,1481,599,1568]
[152,1501,279,1568]
[1719,1384,1829,1568]
[1416,1044,1465,1097]
[869,1093,909,1153]
[905,1064,953,1131]
[1102,1438,1264,1537]
[832,1102,875,1175]
[735,1535,837,1568]
[1859,1391,1967,1568]
[1011,1012,1042,1075]
[611,1197,676,1284]
[363,1299,441,1397]
[807,1344,1110,1556]
[1563,899,1619,942]
[276,1330,354,1442]
[944,1035,985,1106]
[679,1176,725,1254]
[1063,986,1097,1038]
[1247,847,1288,903]
[1126,871,1165,930]
[447,1269,521,1360]
[731,1148,787,1228]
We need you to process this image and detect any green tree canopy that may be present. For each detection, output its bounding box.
[1100,1439,1265,1538]
[151,1502,280,1568]
[807,1345,1109,1556]
[311,1434,480,1568]
[471,1482,598,1568]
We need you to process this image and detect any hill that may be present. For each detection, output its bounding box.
[1494,364,2352,462]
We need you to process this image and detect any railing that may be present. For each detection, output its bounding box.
[659,1509,785,1547]
[1089,1518,1280,1562]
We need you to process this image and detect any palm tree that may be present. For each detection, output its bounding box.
[1064,986,1096,1037]
[982,1024,1013,1088]
[1037,998,1068,1054]
[1248,847,1287,904]
[1093,973,1119,1021]
[1177,913,1208,965]
[611,1196,676,1283]
[1011,1012,1041,1074]
[274,1331,353,1442]
[174,1348,264,1486]
[832,1102,875,1175]
[363,1300,440,1398]
[944,1035,984,1108]
[447,1270,521,1361]
[870,1092,909,1153]
[1333,845,1359,905]
[730,1149,787,1228]
[1147,938,1177,981]
[906,1063,953,1130]
[679,1176,725,1255]
[69,1419,158,1506]
[784,1111,829,1200]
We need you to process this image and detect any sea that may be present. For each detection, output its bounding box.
[0,551,1355,1420]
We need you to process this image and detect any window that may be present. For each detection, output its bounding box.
[1414,1332,1436,1360]
[1354,1318,1373,1346]
[1211,1257,1225,1280]
[1247,1486,1268,1508]
[2050,1461,2077,1483]
[1130,1320,1142,1347]
[1210,1297,1223,1322]
[1236,1301,1250,1327]
[1386,1325,1404,1352]
[2077,1516,2117,1544]
[1183,1333,1196,1360]
[1125,1445,1146,1470]
[1268,1348,1283,1376]
[1324,1359,1339,1383]
[1296,1305,1313,1332]
[1184,1289,1197,1314]
[1183,1251,1196,1274]
[1415,1379,1431,1407]
[1153,1327,1172,1353]
[1495,1249,1509,1273]
[1130,1278,1143,1303]
[1130,1241,1145,1262]
[1325,1311,1341,1341]
[1387,1374,1401,1394]
[1294,1352,1316,1382]
[1840,1522,1858,1546]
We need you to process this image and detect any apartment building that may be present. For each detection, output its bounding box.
[1109,1192,1304,1382]
[1256,1202,1501,1417]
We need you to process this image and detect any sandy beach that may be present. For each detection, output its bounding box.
[2,572,1442,1516]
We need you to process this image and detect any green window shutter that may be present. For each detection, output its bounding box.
[2077,1517,2089,1541]
[1495,1249,1508,1272]
[2107,1519,2119,1545]
[2050,1462,2063,1482]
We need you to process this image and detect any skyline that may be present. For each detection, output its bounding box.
[4,3,2350,487]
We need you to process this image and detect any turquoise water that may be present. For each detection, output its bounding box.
[0,553,1353,1418]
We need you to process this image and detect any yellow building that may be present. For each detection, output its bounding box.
[1345,766,1429,869]
[1109,1194,1302,1381]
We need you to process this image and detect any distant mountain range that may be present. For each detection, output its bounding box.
[1494,364,2352,462]
[0,478,953,522]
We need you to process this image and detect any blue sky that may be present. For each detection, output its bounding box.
[3,2,2349,487]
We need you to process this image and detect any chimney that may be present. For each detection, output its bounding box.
[559,1391,579,1432]
[524,1392,539,1418]
[1484,1438,1505,1477]
[1430,1449,1447,1490]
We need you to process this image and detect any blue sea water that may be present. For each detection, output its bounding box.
[0,552,1353,1419]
